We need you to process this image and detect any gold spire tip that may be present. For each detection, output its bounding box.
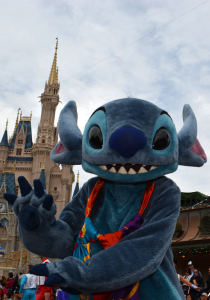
[48,39,59,85]
[6,119,8,131]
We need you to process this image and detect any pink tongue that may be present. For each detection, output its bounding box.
[55,142,67,154]
[189,139,207,160]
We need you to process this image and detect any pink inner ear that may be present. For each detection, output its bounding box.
[55,142,67,154]
[189,139,207,160]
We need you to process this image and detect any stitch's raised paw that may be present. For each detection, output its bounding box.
[4,176,56,231]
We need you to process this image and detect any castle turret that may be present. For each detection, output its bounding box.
[32,39,61,189]
[32,39,74,204]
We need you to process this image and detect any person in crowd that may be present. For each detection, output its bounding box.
[0,277,7,300]
[18,273,24,285]
[13,274,20,294]
[178,274,201,290]
[186,295,193,300]
[0,278,8,297]
[206,268,210,292]
[183,268,193,281]
[200,292,208,300]
[3,293,12,300]
[35,257,53,300]
[182,267,193,295]
[14,293,21,300]
[174,263,201,296]
[19,264,37,300]
[188,261,202,277]
[190,268,206,300]
[6,273,14,295]
[0,278,6,287]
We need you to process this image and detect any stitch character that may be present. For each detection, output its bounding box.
[4,98,207,300]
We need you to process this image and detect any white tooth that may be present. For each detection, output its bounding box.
[138,167,148,173]
[150,166,157,171]
[109,167,116,173]
[118,166,127,174]
[112,164,116,166]
[99,165,107,170]
[128,168,136,174]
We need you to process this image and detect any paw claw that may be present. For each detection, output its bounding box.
[34,179,45,198]
[4,193,17,206]
[18,176,32,197]
[43,195,54,211]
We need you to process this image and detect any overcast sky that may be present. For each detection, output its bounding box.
[1,0,210,195]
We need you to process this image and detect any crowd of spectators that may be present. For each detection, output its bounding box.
[179,261,210,300]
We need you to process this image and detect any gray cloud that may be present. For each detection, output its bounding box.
[0,0,210,195]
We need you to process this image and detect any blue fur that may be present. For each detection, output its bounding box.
[178,104,207,166]
[83,110,107,156]
[6,97,207,300]
[50,101,82,165]
[19,207,40,231]
[58,101,82,151]
[139,268,182,300]
[150,114,178,157]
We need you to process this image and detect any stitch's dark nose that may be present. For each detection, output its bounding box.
[109,127,146,158]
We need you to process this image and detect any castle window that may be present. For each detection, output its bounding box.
[16,149,22,155]
[42,139,45,144]
[54,187,57,191]
[200,216,210,235]
[18,140,23,144]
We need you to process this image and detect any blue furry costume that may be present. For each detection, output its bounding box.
[4,98,207,300]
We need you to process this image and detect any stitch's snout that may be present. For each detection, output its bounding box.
[109,127,146,158]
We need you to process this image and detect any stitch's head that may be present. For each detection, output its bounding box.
[51,98,207,183]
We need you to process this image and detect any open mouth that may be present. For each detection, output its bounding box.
[98,163,158,174]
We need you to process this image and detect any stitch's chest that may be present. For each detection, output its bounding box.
[90,181,147,256]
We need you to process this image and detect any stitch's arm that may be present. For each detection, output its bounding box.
[4,177,89,259]
[45,179,180,293]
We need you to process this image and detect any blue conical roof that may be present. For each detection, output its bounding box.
[72,182,79,198]
[39,169,46,190]
[10,120,32,149]
[0,130,9,147]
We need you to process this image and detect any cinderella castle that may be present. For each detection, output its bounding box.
[0,41,79,274]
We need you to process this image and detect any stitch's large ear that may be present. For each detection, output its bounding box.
[50,101,82,165]
[178,104,207,167]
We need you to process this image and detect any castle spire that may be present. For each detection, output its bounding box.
[0,120,9,147]
[48,38,58,85]
[11,109,20,141]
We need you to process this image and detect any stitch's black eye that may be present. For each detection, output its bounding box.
[152,127,170,150]
[89,126,103,149]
